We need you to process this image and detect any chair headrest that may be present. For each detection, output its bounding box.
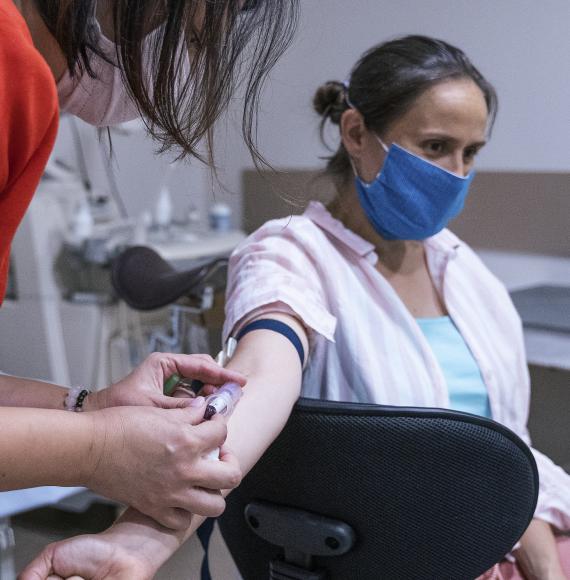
[111,246,226,311]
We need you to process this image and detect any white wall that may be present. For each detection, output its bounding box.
[51,0,570,226]
[215,0,570,222]
[51,117,219,227]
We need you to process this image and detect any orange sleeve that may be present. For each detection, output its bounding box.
[0,0,59,303]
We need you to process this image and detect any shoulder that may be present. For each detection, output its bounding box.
[231,215,330,261]
[0,3,58,186]
[0,3,58,114]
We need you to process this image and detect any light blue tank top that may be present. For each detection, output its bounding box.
[416,316,492,418]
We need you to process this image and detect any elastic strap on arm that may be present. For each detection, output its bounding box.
[236,319,305,367]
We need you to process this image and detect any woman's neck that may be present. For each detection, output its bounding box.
[327,184,426,275]
[328,182,446,317]
[16,0,68,81]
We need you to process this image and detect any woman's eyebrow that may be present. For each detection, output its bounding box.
[417,132,487,147]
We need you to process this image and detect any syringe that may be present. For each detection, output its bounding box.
[203,382,242,461]
[203,382,242,420]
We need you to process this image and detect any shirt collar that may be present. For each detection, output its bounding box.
[304,201,377,261]
[424,228,463,259]
[304,201,463,261]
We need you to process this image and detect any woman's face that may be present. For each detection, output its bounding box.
[356,78,489,182]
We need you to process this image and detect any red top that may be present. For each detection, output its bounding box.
[0,0,58,303]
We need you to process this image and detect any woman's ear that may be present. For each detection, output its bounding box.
[340,108,367,160]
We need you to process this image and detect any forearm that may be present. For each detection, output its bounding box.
[515,518,565,580]
[0,374,68,409]
[106,315,306,568]
[106,365,302,563]
[0,407,96,490]
[0,374,101,411]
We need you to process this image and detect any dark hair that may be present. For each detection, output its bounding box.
[35,0,299,165]
[313,35,498,186]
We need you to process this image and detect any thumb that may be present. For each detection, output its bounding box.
[181,397,211,425]
[152,394,195,410]
[19,546,55,580]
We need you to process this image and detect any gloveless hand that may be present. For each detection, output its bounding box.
[83,399,241,530]
[19,531,155,580]
[90,352,246,411]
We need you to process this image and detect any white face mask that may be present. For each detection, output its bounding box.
[58,17,193,128]
[57,20,142,127]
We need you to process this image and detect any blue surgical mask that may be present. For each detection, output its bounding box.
[354,138,474,240]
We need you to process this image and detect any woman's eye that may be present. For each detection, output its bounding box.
[464,147,479,161]
[425,141,445,154]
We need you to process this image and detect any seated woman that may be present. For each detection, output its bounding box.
[22,35,570,580]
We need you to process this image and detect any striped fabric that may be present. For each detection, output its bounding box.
[223,201,570,533]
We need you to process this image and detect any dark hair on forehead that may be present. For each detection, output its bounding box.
[35,0,299,165]
[313,35,498,187]
[348,35,497,136]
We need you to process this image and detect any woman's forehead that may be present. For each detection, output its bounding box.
[391,79,489,138]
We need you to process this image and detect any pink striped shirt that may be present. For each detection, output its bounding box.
[224,201,570,532]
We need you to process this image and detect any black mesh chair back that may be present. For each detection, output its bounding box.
[219,398,538,580]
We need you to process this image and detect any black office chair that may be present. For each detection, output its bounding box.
[219,397,538,580]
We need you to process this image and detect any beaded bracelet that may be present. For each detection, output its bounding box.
[64,386,92,412]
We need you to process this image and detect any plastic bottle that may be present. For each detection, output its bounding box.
[208,202,232,232]
[155,185,173,229]
[68,200,94,246]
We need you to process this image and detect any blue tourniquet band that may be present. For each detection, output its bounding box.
[236,319,305,366]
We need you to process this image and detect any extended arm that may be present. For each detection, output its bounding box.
[1,353,246,530]
[0,351,242,412]
[20,313,309,579]
[0,374,72,410]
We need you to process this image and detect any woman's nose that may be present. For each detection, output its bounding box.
[442,153,467,177]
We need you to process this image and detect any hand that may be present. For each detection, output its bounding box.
[19,531,155,580]
[90,352,246,411]
[84,400,242,529]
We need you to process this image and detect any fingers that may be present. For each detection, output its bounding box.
[197,384,218,397]
[149,507,193,531]
[190,453,242,491]
[176,488,226,518]
[19,546,54,580]
[218,446,241,475]
[149,486,226,528]
[153,393,195,408]
[182,402,227,428]
[171,387,196,399]
[168,354,246,387]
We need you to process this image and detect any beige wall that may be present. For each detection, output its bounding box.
[452,172,570,257]
[243,169,570,257]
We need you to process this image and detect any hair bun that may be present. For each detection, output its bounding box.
[313,80,347,123]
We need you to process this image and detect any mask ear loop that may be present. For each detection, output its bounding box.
[342,79,363,180]
[343,80,389,180]
[375,135,390,153]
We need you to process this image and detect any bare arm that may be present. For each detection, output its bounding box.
[20,313,308,579]
[1,353,247,530]
[0,374,85,410]
[0,350,245,412]
[0,407,96,489]
[515,519,566,580]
